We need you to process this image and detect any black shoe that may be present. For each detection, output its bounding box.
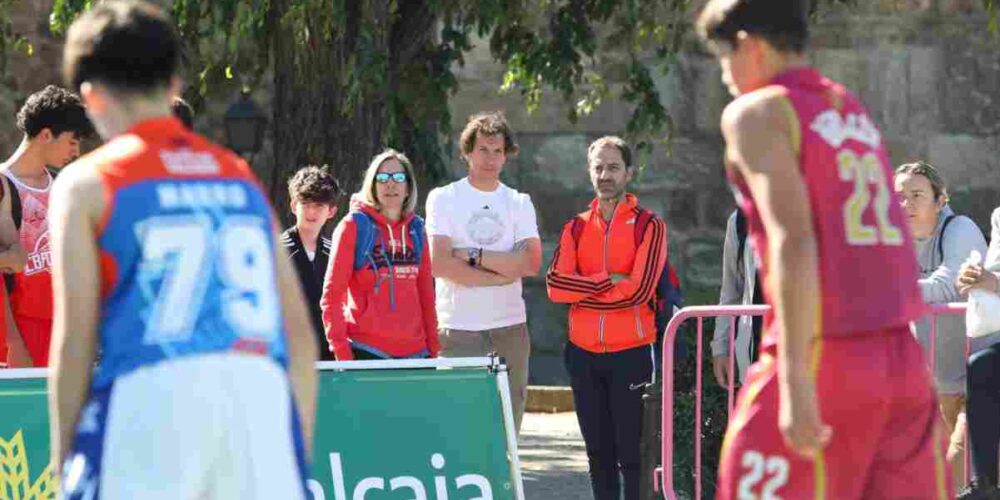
[957,480,1000,500]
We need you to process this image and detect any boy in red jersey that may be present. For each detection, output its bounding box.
[696,1,949,498]
[0,86,91,367]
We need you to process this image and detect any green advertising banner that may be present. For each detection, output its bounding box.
[0,359,522,500]
[0,371,55,500]
[309,358,522,500]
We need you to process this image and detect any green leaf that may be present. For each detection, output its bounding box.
[987,0,998,35]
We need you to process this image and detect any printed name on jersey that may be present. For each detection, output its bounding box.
[156,182,248,210]
[159,148,221,175]
[809,110,881,149]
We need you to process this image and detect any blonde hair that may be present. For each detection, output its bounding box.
[359,149,418,215]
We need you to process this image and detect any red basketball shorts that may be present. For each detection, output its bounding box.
[717,326,951,500]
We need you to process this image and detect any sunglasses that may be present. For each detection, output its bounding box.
[375,172,408,184]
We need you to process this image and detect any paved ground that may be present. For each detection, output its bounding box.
[519,411,592,500]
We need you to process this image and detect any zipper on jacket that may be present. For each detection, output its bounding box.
[599,211,616,353]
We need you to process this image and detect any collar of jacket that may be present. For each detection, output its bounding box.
[584,192,639,222]
[355,198,416,228]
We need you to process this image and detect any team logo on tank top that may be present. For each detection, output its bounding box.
[20,191,50,276]
[25,232,50,276]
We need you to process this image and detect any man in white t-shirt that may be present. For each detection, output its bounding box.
[426,111,542,434]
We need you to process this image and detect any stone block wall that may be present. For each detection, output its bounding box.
[447,7,1000,384]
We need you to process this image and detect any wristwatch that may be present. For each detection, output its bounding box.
[467,248,482,267]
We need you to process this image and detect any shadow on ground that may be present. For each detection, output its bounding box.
[519,412,592,500]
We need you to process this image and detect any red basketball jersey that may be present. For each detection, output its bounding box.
[4,171,53,320]
[731,67,925,339]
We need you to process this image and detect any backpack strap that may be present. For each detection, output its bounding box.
[735,209,748,269]
[407,215,426,262]
[354,211,426,269]
[937,214,957,264]
[350,212,378,271]
[2,169,53,231]
[633,207,655,248]
[2,175,16,294]
[6,175,20,231]
[633,205,678,297]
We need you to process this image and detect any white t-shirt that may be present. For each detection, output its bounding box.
[425,177,539,331]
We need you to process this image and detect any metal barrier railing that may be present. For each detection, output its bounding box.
[653,303,969,499]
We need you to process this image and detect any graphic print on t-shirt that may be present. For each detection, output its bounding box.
[466,205,505,246]
[19,186,51,276]
[368,240,419,269]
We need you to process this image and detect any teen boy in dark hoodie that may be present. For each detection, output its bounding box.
[281,165,340,360]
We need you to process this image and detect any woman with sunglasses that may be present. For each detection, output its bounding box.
[319,149,439,360]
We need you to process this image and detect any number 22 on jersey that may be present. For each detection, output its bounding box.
[737,451,789,500]
[837,149,903,247]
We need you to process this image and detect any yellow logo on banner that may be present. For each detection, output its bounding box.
[0,431,56,500]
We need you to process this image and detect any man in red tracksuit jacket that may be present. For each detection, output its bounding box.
[546,136,667,500]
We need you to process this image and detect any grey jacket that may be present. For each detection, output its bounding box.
[710,211,759,384]
[911,206,989,394]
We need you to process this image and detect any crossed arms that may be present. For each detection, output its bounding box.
[545,217,667,310]
[430,236,541,286]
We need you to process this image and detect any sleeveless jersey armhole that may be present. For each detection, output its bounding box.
[775,94,802,159]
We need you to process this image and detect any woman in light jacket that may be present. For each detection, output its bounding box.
[894,161,988,485]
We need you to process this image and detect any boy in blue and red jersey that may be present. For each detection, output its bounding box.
[48,2,317,499]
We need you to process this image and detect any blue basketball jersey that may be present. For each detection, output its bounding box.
[86,118,287,388]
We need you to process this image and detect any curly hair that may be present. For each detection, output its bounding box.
[288,165,341,206]
[16,85,92,139]
[459,111,519,157]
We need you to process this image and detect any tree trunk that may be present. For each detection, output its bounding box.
[268,0,396,224]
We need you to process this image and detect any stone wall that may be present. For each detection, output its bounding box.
[1,2,998,383]
[0,0,63,155]
[448,5,1000,383]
